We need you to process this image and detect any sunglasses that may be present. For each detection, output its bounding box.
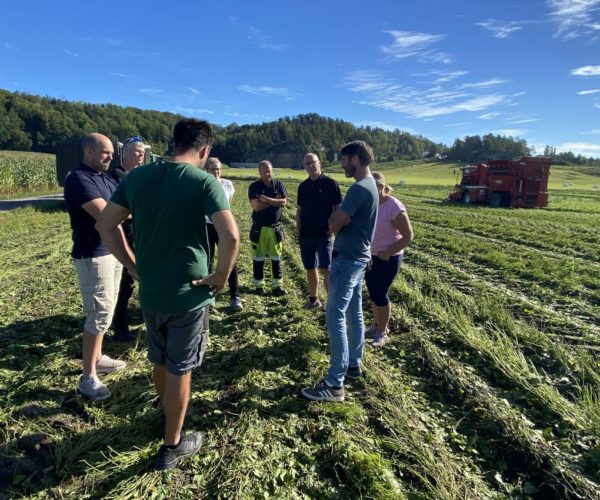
[124,136,145,145]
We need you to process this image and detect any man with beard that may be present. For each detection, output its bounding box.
[64,133,127,401]
[302,141,378,402]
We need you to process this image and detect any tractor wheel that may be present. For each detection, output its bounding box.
[489,192,503,208]
[462,191,471,204]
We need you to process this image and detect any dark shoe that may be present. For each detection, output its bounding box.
[155,431,203,471]
[271,287,287,297]
[113,330,136,342]
[345,365,362,380]
[304,298,322,310]
[301,380,344,402]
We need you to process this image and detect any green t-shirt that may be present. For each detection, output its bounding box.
[111,160,230,314]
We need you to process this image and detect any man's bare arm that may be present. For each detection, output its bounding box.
[95,201,137,278]
[328,208,351,234]
[192,210,239,294]
[250,198,270,211]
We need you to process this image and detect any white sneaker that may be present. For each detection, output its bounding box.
[96,354,126,374]
[78,375,111,401]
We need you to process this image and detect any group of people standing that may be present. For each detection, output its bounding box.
[63,119,412,470]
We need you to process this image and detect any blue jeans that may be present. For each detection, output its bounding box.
[325,257,367,387]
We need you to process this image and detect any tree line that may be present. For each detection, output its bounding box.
[0,89,597,166]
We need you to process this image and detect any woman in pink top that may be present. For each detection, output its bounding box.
[364,172,414,347]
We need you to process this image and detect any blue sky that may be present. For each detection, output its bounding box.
[1,0,599,157]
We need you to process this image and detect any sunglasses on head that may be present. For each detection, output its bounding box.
[124,136,144,145]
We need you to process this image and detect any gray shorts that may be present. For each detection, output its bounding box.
[144,306,209,376]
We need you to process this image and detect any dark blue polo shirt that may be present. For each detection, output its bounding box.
[64,163,118,259]
[297,174,342,238]
[248,179,288,226]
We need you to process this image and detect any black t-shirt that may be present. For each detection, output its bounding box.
[248,179,288,226]
[64,163,118,259]
[109,165,134,246]
[297,174,342,238]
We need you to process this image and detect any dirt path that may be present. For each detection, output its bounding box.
[0,194,63,212]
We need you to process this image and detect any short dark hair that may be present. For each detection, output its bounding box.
[340,141,374,167]
[173,119,215,153]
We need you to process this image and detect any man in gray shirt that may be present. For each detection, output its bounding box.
[302,141,378,402]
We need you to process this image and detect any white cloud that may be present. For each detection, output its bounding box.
[184,86,201,95]
[172,106,213,115]
[556,141,600,156]
[582,129,600,134]
[357,120,413,133]
[344,70,510,119]
[229,17,287,52]
[479,112,501,119]
[509,118,540,123]
[459,78,508,89]
[109,72,127,78]
[432,70,470,83]
[138,88,163,96]
[494,129,526,136]
[238,84,301,99]
[548,0,600,39]
[65,49,79,58]
[578,88,600,94]
[571,65,600,76]
[224,111,271,121]
[475,19,532,38]
[444,122,471,127]
[3,42,22,52]
[380,30,452,64]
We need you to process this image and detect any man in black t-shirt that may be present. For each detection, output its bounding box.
[295,153,342,309]
[248,160,288,295]
[109,136,146,341]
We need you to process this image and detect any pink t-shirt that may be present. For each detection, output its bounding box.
[371,196,407,256]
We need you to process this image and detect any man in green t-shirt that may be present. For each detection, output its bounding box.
[96,119,240,471]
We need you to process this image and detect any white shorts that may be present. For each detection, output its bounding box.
[73,254,122,335]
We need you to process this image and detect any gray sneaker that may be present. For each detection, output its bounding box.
[155,431,203,471]
[78,375,111,401]
[371,330,389,348]
[96,355,126,374]
[229,296,243,311]
[301,380,344,402]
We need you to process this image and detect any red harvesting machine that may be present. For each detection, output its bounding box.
[448,156,551,208]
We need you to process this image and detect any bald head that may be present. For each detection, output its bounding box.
[303,153,321,180]
[82,133,114,172]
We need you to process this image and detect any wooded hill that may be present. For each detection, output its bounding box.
[0,88,597,167]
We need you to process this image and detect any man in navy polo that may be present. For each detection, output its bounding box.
[295,153,342,309]
[64,133,127,401]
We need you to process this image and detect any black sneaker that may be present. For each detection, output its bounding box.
[301,380,344,402]
[155,431,203,471]
[272,287,287,297]
[345,365,362,380]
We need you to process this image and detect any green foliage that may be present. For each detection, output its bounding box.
[0,151,57,194]
[1,179,599,498]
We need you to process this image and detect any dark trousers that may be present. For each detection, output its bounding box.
[112,266,135,333]
[207,223,239,299]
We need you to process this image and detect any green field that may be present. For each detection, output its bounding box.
[1,154,600,498]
